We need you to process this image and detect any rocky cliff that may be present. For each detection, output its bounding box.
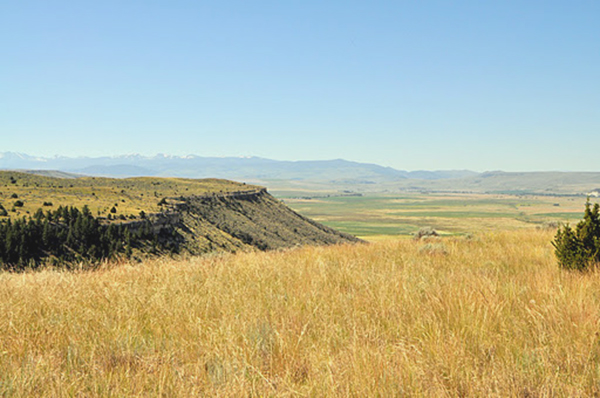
[136,188,361,254]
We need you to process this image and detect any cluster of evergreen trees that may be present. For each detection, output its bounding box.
[553,199,600,270]
[0,205,179,270]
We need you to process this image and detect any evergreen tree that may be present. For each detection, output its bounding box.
[553,199,600,270]
[0,204,178,270]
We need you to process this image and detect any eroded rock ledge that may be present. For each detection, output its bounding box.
[123,188,361,254]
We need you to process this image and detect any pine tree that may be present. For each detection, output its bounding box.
[553,199,600,270]
[42,219,52,248]
[0,203,179,270]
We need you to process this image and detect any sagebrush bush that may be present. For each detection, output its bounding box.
[553,199,600,270]
[538,221,560,230]
[414,226,439,240]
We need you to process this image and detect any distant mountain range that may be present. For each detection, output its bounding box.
[2,152,600,195]
[0,152,477,182]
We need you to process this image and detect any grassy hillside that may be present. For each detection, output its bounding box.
[1,229,599,396]
[0,171,258,221]
[0,172,359,268]
[178,191,360,253]
[0,171,256,220]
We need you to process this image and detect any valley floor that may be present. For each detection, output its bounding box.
[281,191,587,240]
[1,229,600,396]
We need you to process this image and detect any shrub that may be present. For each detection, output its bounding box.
[43,201,53,207]
[10,193,18,199]
[14,200,24,207]
[538,221,560,230]
[553,199,600,270]
[414,227,439,240]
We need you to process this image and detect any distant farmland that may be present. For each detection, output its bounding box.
[281,192,587,240]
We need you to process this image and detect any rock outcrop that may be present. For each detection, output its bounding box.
[152,188,361,254]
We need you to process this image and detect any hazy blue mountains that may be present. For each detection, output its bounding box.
[0,152,476,182]
[5,152,599,195]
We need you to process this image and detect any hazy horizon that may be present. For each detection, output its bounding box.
[3,150,600,174]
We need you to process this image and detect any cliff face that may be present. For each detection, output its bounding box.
[154,188,361,254]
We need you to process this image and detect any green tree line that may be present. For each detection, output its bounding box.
[0,205,179,270]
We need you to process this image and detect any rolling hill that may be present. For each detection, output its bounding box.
[0,171,360,268]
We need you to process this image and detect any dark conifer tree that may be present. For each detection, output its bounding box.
[554,199,600,270]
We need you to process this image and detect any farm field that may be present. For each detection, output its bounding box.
[281,192,588,240]
[2,229,600,396]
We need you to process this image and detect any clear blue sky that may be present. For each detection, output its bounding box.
[1,1,598,171]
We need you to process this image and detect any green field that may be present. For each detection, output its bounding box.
[280,192,589,240]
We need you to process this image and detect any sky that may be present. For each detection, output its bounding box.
[1,1,599,172]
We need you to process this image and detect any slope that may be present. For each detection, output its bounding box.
[173,189,360,253]
[0,171,360,266]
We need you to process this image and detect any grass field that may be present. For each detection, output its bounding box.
[2,229,600,396]
[2,175,599,395]
[0,171,256,220]
[281,192,588,240]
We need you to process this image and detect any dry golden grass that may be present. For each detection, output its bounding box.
[1,229,600,396]
[0,171,258,220]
